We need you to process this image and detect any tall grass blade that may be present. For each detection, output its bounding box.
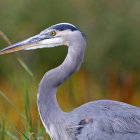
[16,127,30,140]
[1,120,5,140]
[18,58,34,81]
[1,116,19,140]
[0,30,12,46]
[0,90,26,120]
[0,30,34,81]
[4,116,29,140]
[36,119,46,138]
[5,130,19,140]
[23,87,32,130]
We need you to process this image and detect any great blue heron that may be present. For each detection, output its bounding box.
[0,23,140,140]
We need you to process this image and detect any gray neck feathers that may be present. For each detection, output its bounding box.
[37,36,86,130]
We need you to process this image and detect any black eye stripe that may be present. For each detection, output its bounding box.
[40,23,86,40]
[48,24,77,31]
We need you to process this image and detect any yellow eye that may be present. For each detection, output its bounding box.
[50,31,56,36]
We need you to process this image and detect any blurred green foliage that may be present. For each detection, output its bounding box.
[0,0,140,139]
[0,0,140,75]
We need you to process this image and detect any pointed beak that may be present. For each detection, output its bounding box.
[0,34,43,55]
[0,32,65,55]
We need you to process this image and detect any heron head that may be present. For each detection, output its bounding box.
[0,23,86,55]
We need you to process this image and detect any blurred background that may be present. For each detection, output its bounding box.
[0,0,140,139]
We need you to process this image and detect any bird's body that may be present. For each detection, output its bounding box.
[39,97,140,140]
[0,23,140,140]
[48,100,140,140]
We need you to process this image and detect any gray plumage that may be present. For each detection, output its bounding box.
[0,23,140,140]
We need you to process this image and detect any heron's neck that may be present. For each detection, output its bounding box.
[37,40,86,131]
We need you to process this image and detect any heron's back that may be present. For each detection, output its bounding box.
[66,100,140,140]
